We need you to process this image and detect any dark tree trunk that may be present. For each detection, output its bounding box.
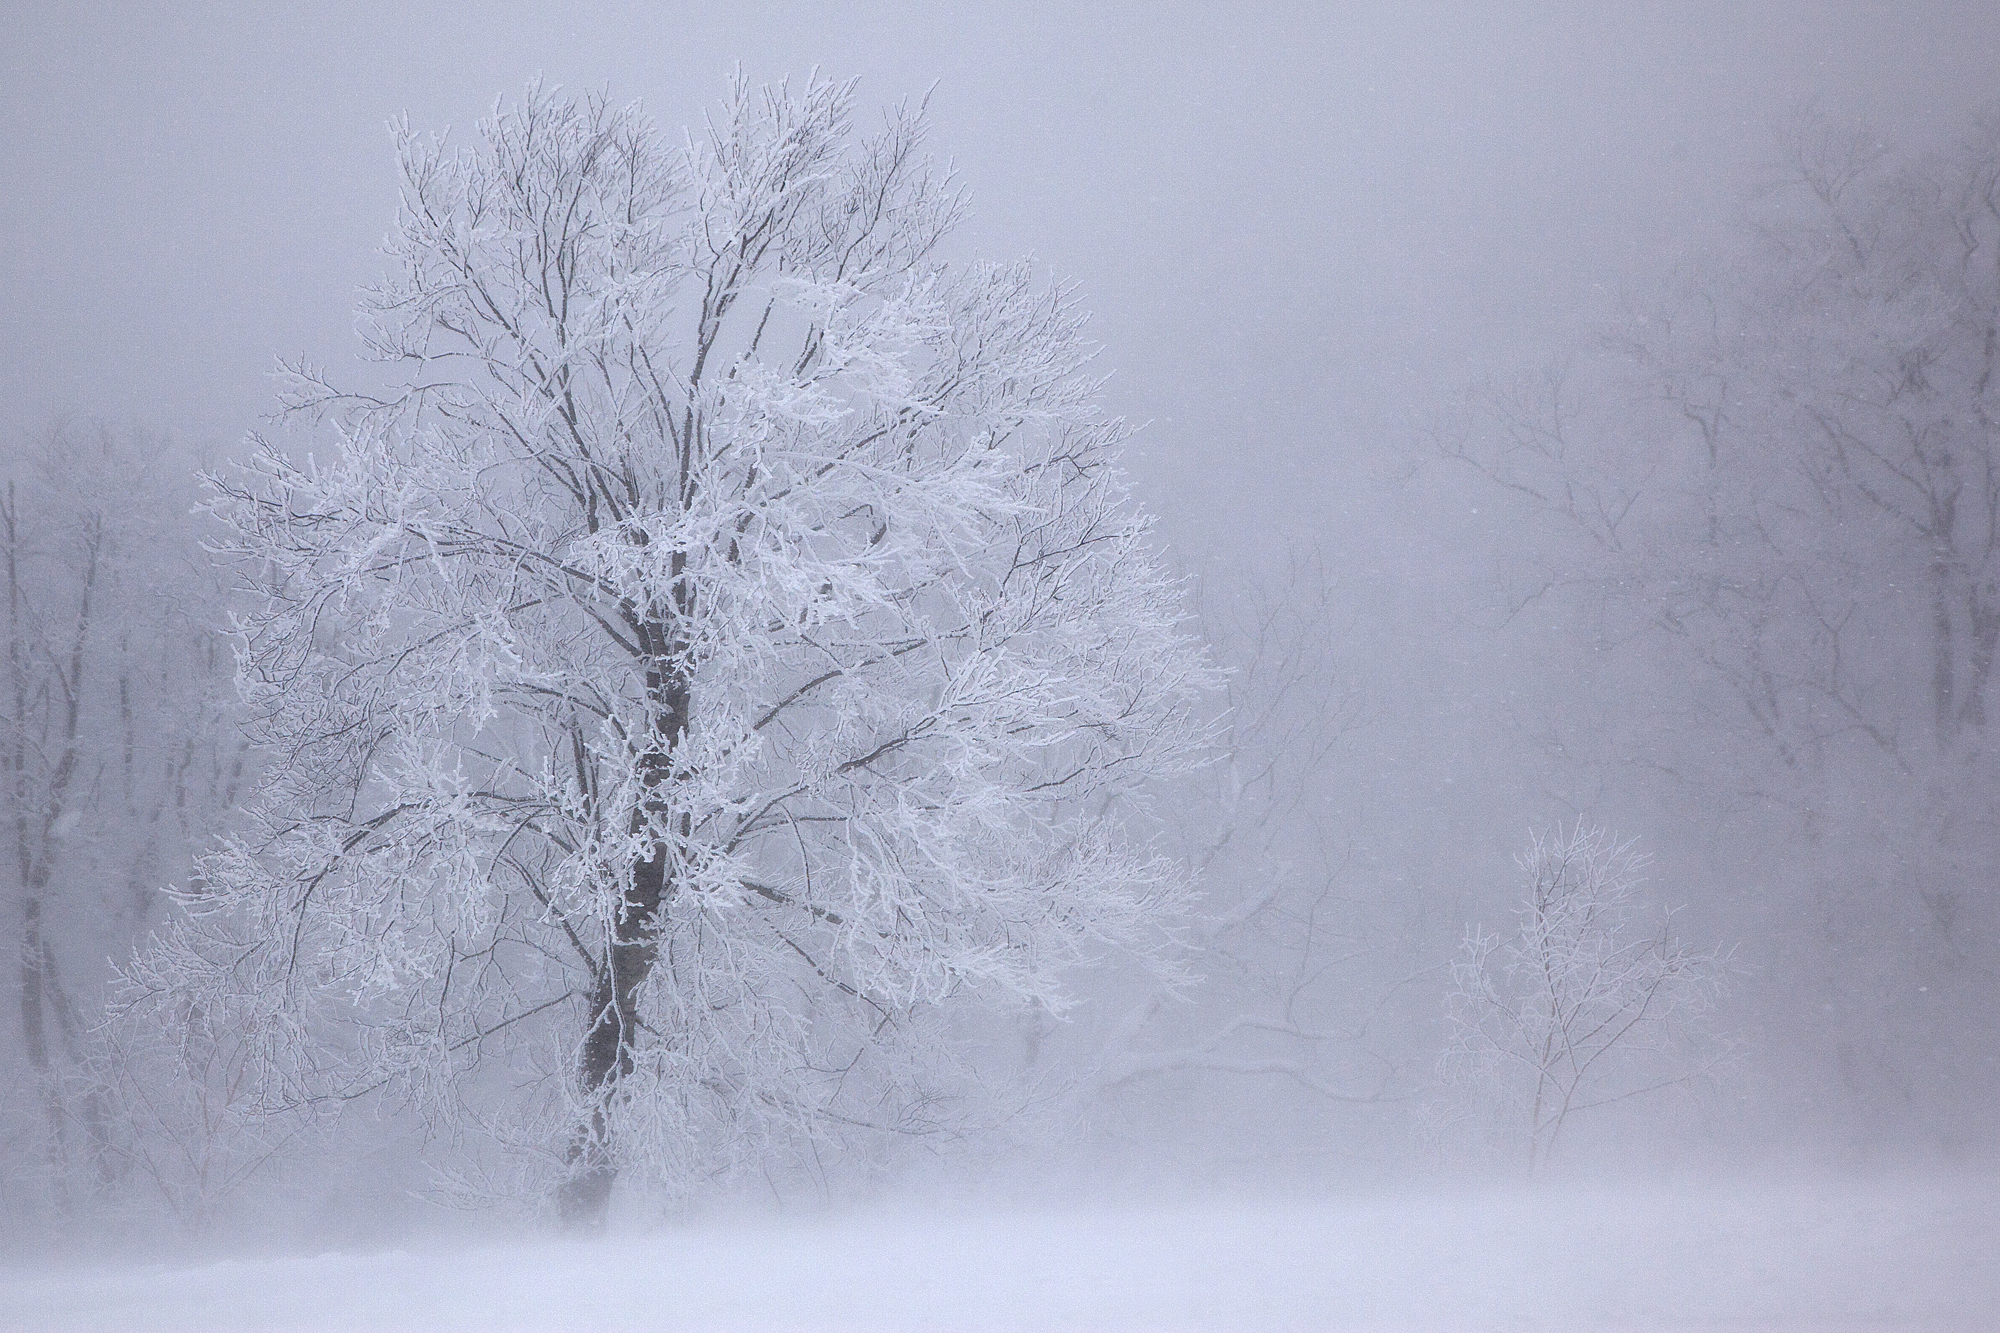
[17,893,71,1206]
[558,843,669,1229]
[1933,555,1957,747]
[559,630,690,1230]
[1961,588,1998,735]
[19,894,52,1076]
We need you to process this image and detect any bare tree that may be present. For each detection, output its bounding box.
[1449,109,2000,795]
[1441,826,1726,1171]
[124,77,1214,1228]
[1080,551,1388,1106]
[1,424,244,1223]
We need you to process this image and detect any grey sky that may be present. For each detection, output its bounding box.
[9,2,1999,563]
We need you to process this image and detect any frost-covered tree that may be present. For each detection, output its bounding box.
[124,77,1212,1226]
[1441,826,1726,1171]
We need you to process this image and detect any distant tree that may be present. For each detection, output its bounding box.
[1441,826,1726,1171]
[1441,108,2000,1147]
[1447,108,2000,818]
[125,77,1212,1227]
[1,424,244,1222]
[1081,551,1385,1106]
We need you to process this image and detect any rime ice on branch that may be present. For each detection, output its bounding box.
[128,76,1214,1225]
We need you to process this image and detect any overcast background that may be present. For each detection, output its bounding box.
[10,3,2000,555]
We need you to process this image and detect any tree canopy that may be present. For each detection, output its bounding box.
[127,77,1213,1223]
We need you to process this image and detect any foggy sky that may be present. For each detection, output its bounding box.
[10,2,2000,987]
[9,2,2000,568]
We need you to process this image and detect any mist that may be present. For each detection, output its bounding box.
[4,4,1997,1328]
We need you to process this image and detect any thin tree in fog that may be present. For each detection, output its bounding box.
[125,78,1211,1227]
[1,425,244,1219]
[1441,826,1725,1171]
[1082,552,1386,1106]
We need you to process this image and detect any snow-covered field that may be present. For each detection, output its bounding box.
[4,1174,1995,1331]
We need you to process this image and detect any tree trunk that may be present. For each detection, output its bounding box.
[1932,554,1957,747]
[1960,588,1998,736]
[558,844,668,1229]
[17,893,70,1206]
[558,640,690,1230]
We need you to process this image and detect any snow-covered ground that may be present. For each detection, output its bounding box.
[4,1174,1995,1331]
